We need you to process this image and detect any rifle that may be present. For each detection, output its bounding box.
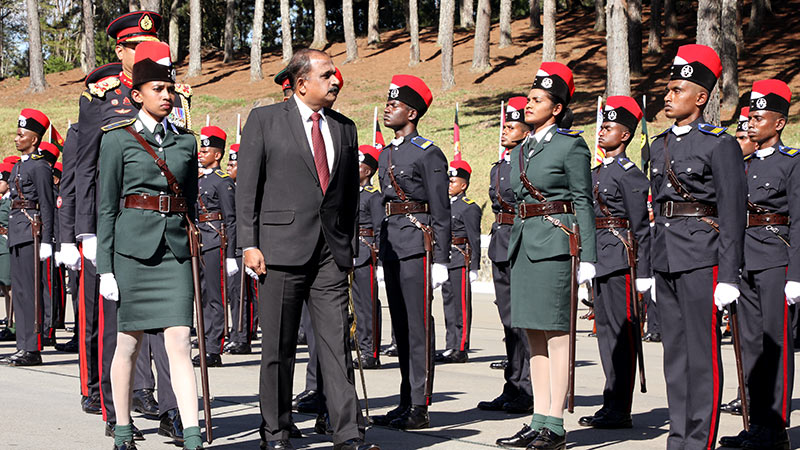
[567,223,580,413]
[626,229,647,393]
[347,271,371,422]
[422,225,434,406]
[219,223,229,340]
[729,303,749,431]
[32,213,42,335]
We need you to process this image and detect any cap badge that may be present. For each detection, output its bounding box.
[740,122,749,131]
[680,65,693,78]
[140,14,154,31]
[511,111,520,120]
[170,68,177,81]
[608,110,617,121]
[756,97,767,109]
[389,88,399,99]
[201,138,210,147]
[541,77,553,89]
[358,153,365,162]
[448,168,458,177]
[18,117,26,128]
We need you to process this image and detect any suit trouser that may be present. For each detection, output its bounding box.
[384,255,435,406]
[301,304,319,392]
[228,256,257,345]
[739,266,794,430]
[594,269,636,415]
[441,266,471,352]
[10,243,41,352]
[492,261,532,399]
[352,261,381,359]
[258,238,363,444]
[656,266,723,450]
[134,332,178,414]
[200,248,226,354]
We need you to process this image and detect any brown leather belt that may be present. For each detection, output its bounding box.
[747,213,789,227]
[124,193,188,214]
[359,228,374,237]
[496,212,515,225]
[11,200,38,210]
[385,201,429,216]
[0,226,7,235]
[660,201,717,218]
[198,211,223,222]
[452,236,468,245]
[518,201,574,219]
[596,217,630,229]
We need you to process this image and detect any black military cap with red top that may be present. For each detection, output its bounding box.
[0,163,13,182]
[505,96,528,123]
[750,79,791,116]
[669,44,722,93]
[200,126,227,150]
[603,95,643,133]
[3,156,20,165]
[448,160,472,181]
[531,62,575,105]
[737,106,750,132]
[358,145,381,170]
[38,142,60,165]
[388,75,433,118]
[85,62,123,88]
[53,162,63,179]
[229,144,239,162]
[18,108,50,137]
[132,41,175,89]
[107,11,161,44]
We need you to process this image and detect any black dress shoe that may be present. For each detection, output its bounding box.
[496,424,539,448]
[55,336,80,352]
[720,428,755,448]
[158,408,184,443]
[477,392,512,411]
[132,388,160,419]
[289,421,302,438]
[743,426,790,450]
[224,342,251,354]
[437,350,468,364]
[0,327,15,341]
[4,350,42,366]
[292,390,317,410]
[503,394,534,414]
[584,411,632,429]
[192,352,222,367]
[314,412,333,435]
[371,404,410,426]
[113,441,137,450]
[389,405,429,429]
[296,393,322,413]
[529,426,566,449]
[333,438,381,450]
[105,422,145,441]
[721,397,743,415]
[382,343,398,357]
[490,359,508,370]
[353,354,381,369]
[261,439,294,449]
[82,395,102,415]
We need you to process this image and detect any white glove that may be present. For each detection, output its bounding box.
[59,243,81,271]
[81,234,97,267]
[54,251,63,266]
[39,243,52,261]
[635,277,653,293]
[245,266,259,280]
[99,273,119,302]
[432,263,449,289]
[713,282,740,311]
[469,270,478,283]
[785,281,800,305]
[376,265,385,284]
[650,280,657,303]
[226,258,239,277]
[577,262,596,286]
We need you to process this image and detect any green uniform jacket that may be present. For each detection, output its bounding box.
[96,119,198,274]
[0,195,9,255]
[508,127,597,263]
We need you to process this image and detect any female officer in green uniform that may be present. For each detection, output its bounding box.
[497,62,596,450]
[96,41,203,450]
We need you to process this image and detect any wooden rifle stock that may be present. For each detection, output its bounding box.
[567,223,580,413]
[626,230,647,393]
[729,303,750,431]
[187,222,213,443]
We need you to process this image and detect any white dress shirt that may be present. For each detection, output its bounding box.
[135,110,175,144]
[294,95,335,172]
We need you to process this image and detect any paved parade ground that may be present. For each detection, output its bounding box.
[2,289,798,449]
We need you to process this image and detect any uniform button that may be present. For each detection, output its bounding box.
[667,183,672,188]
[159,148,163,152]
[665,223,671,227]
[765,183,770,186]
[652,168,658,173]
[161,213,165,217]
[676,137,682,142]
[686,167,692,172]
[160,172,165,176]
[753,175,757,178]
[670,160,674,164]
[603,188,607,192]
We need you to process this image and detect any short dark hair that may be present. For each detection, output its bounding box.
[286,48,329,88]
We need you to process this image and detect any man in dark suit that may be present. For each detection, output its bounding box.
[237,48,378,450]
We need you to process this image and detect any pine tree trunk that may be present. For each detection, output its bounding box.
[606,0,630,96]
[250,0,264,81]
[471,0,491,71]
[187,0,202,77]
[460,0,474,29]
[169,0,181,61]
[438,1,445,46]
[697,0,721,124]
[627,0,643,75]
[281,0,292,63]
[140,0,160,10]
[409,0,420,65]
[530,0,542,33]
[403,1,410,32]
[367,0,381,46]
[542,0,556,62]
[664,0,677,37]
[721,0,738,109]
[499,0,512,47]
[594,0,605,33]
[735,0,744,53]
[129,0,139,11]
[25,0,46,93]
[81,0,95,73]
[441,0,455,90]
[647,0,662,53]
[222,0,235,62]
[343,0,358,62]
[747,0,771,37]
[310,0,327,49]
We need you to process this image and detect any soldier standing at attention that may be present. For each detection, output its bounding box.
[718,79,795,450]
[437,160,481,364]
[0,163,14,341]
[38,142,64,346]
[496,62,596,450]
[648,44,746,450]
[478,96,533,416]
[578,96,651,429]
[372,75,451,430]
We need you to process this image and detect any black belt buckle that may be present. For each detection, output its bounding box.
[158,195,171,213]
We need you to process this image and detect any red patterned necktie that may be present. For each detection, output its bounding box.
[310,112,330,194]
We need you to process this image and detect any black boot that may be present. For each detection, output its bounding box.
[389,405,429,430]
[158,408,185,443]
[131,389,159,419]
[371,404,410,426]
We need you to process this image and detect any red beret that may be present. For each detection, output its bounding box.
[671,44,721,92]
[200,126,227,149]
[388,75,433,117]
[132,41,174,87]
[751,79,791,116]
[19,109,50,136]
[604,96,643,132]
[506,96,528,122]
[448,160,472,180]
[358,144,380,170]
[532,62,575,104]
[334,67,344,90]
[106,11,161,43]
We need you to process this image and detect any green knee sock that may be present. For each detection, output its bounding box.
[543,416,565,436]
[530,413,547,431]
[114,424,133,447]
[183,426,203,449]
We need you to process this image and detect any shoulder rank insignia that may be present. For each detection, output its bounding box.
[779,145,800,157]
[653,128,670,140]
[101,118,136,132]
[462,196,475,205]
[698,123,727,136]
[214,169,229,178]
[411,135,433,150]
[174,83,193,98]
[364,185,378,193]
[81,91,93,102]
[556,128,584,136]
[618,158,636,171]
[743,153,754,161]
[88,77,121,99]
[31,154,43,160]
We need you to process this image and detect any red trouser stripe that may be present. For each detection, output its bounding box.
[370,262,379,358]
[219,249,225,353]
[460,267,468,351]
[78,251,88,396]
[625,273,636,390]
[782,292,789,424]
[707,266,720,450]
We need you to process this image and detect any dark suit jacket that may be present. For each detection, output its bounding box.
[236,96,359,269]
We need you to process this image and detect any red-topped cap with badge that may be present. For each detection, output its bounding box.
[229,144,240,162]
[53,162,63,178]
[750,79,791,116]
[107,11,162,44]
[3,156,20,165]
[669,44,722,92]
[388,75,433,118]
[603,96,643,133]
[737,106,750,132]
[448,160,472,181]
[0,163,13,182]
[358,145,381,170]
[200,126,227,149]
[39,142,60,164]
[18,109,50,136]
[132,41,175,88]
[506,96,528,123]
[531,62,575,105]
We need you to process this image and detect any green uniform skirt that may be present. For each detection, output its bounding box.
[510,252,572,331]
[0,252,9,287]
[114,242,193,332]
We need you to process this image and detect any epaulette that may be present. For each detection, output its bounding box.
[174,83,193,98]
[697,123,727,136]
[462,196,475,205]
[214,169,229,178]
[364,185,378,193]
[653,128,670,140]
[618,157,636,171]
[31,154,43,160]
[101,118,136,132]
[556,128,583,136]
[88,77,121,98]
[743,153,754,162]
[81,91,93,102]
[779,145,800,157]
[411,135,433,150]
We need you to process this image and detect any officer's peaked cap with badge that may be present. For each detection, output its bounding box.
[18,109,50,136]
[0,163,13,182]
[53,162,63,178]
[448,160,472,181]
[750,79,791,116]
[107,11,162,43]
[229,144,239,161]
[669,44,722,93]
[274,67,292,91]
[506,96,528,123]
[39,142,60,165]
[132,41,175,89]
[737,106,750,132]
[358,145,381,170]
[200,126,227,150]
[603,96,642,133]
[531,62,575,105]
[388,75,433,118]
[85,62,123,88]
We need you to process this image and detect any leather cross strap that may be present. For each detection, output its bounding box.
[747,213,789,227]
[495,163,515,214]
[199,212,223,222]
[451,236,468,245]
[359,228,374,237]
[593,185,613,218]
[495,212,515,225]
[124,126,184,197]
[386,147,408,202]
[596,217,630,229]
[518,146,548,202]
[662,133,698,203]
[0,225,8,235]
